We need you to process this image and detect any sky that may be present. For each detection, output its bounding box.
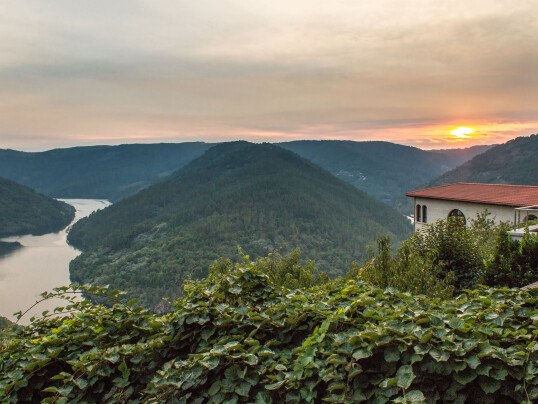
[1,0,537,151]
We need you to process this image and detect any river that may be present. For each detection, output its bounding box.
[0,199,110,325]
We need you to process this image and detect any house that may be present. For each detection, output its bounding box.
[406,183,538,233]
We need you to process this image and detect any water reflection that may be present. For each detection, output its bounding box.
[0,199,110,324]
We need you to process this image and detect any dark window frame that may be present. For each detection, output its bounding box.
[448,209,466,225]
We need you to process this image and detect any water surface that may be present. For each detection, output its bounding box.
[0,199,110,324]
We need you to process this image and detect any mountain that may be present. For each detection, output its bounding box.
[68,142,412,309]
[0,176,75,238]
[425,134,538,188]
[428,144,495,168]
[0,143,213,202]
[278,140,488,210]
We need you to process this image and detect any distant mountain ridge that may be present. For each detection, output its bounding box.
[279,140,489,210]
[0,143,213,202]
[428,144,495,167]
[68,142,412,309]
[425,135,538,188]
[0,140,489,208]
[0,176,75,238]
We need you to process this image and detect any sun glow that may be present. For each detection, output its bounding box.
[450,127,475,138]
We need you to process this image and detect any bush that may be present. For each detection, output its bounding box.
[1,253,536,403]
[356,235,454,299]
[482,229,538,288]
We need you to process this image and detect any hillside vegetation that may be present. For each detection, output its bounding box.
[279,141,489,210]
[426,134,538,187]
[0,176,75,238]
[67,142,412,309]
[0,241,22,258]
[0,140,487,207]
[0,143,213,202]
[1,256,536,403]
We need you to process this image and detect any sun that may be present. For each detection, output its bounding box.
[451,127,475,138]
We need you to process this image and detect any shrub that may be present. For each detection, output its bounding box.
[482,229,538,288]
[356,235,453,299]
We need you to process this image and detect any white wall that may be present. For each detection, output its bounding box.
[412,197,516,232]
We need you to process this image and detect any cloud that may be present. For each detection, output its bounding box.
[0,0,537,150]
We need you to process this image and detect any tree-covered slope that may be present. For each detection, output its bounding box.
[278,140,488,210]
[426,134,538,188]
[68,142,412,309]
[0,176,75,238]
[0,241,22,258]
[0,142,213,202]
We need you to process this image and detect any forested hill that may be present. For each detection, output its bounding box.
[0,176,75,238]
[0,142,213,202]
[68,142,412,309]
[426,134,538,188]
[278,140,488,209]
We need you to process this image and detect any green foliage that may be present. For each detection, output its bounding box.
[67,142,412,309]
[1,255,537,403]
[247,248,330,290]
[355,235,454,299]
[0,143,213,202]
[482,230,538,288]
[0,176,75,238]
[411,218,486,293]
[356,212,517,297]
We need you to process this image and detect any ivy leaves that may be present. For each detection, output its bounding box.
[0,257,537,403]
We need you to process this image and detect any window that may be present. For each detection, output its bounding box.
[416,204,421,222]
[448,209,466,225]
[524,214,537,222]
[422,205,427,223]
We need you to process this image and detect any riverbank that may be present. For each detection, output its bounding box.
[0,199,111,324]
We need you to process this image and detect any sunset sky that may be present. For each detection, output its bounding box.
[1,0,537,151]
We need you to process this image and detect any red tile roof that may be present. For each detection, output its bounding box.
[406,183,538,207]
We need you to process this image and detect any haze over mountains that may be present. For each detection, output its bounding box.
[280,141,492,208]
[67,142,412,309]
[425,134,538,188]
[0,140,489,211]
[0,143,213,202]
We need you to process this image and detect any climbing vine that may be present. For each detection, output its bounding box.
[1,255,537,403]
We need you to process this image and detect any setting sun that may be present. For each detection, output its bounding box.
[451,127,475,139]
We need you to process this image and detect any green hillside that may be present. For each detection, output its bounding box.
[68,142,412,309]
[0,176,75,238]
[426,134,538,187]
[278,140,488,210]
[0,140,487,206]
[0,241,22,257]
[0,142,213,202]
